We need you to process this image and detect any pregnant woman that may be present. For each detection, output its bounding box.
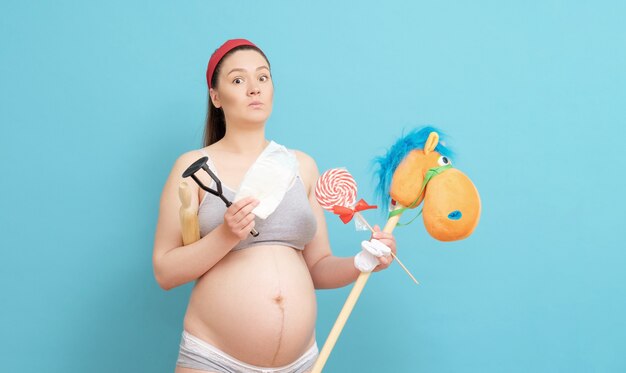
[152,39,397,373]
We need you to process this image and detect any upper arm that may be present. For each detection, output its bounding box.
[294,151,333,271]
[152,151,201,263]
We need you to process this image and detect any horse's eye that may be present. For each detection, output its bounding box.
[438,156,451,166]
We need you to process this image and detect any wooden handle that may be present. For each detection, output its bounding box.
[179,181,200,245]
[312,204,405,372]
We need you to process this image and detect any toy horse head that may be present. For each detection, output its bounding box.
[374,127,481,241]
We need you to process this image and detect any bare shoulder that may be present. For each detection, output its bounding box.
[160,148,209,201]
[178,147,208,165]
[170,147,211,176]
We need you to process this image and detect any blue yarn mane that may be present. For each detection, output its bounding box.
[372,126,455,212]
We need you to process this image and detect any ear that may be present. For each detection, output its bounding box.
[209,88,221,108]
[424,132,439,155]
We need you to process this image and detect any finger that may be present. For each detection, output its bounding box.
[373,230,391,239]
[373,235,395,249]
[234,216,255,239]
[230,197,259,214]
[236,213,256,230]
[239,217,256,234]
[374,257,390,271]
[370,224,381,240]
[372,231,392,241]
[232,206,257,226]
[231,199,260,222]
[379,238,396,252]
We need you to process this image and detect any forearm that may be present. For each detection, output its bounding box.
[153,224,239,290]
[310,255,361,289]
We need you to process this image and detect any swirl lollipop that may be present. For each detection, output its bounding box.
[315,168,357,211]
[316,168,377,229]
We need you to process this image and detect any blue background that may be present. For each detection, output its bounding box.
[1,1,625,372]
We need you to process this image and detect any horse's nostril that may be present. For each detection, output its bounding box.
[448,210,462,220]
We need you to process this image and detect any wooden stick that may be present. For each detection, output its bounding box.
[179,181,200,245]
[312,204,405,373]
[355,212,419,286]
[390,252,419,285]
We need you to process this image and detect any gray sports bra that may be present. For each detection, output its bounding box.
[197,150,317,251]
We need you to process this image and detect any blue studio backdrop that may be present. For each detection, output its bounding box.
[1,1,625,372]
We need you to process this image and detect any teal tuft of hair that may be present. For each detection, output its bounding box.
[371,126,455,212]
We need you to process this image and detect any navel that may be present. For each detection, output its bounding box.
[274,294,284,305]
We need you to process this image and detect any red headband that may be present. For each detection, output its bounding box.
[206,39,258,89]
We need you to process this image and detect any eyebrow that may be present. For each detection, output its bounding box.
[227,66,270,75]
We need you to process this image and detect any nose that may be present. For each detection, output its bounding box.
[248,83,260,96]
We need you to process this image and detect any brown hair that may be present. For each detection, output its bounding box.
[202,45,271,147]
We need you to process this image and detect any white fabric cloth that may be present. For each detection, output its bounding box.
[354,239,392,272]
[234,141,298,219]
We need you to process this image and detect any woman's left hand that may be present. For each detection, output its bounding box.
[370,225,397,272]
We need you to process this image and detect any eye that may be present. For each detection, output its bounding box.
[437,156,451,166]
[233,77,244,84]
[259,75,270,82]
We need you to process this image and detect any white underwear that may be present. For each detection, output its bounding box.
[176,330,318,373]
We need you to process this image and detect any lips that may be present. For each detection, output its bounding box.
[249,101,263,107]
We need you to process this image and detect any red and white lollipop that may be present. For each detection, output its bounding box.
[315,168,358,211]
[315,167,379,231]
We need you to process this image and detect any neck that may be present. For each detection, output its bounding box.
[219,122,268,155]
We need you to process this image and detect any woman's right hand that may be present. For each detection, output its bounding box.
[223,196,259,241]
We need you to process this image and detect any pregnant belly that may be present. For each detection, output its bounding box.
[183,245,317,367]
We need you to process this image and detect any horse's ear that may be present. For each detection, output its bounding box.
[424,132,439,154]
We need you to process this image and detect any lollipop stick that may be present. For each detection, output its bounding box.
[312,204,404,373]
[389,252,419,285]
[355,212,419,286]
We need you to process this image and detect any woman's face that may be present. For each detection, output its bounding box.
[210,49,273,126]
